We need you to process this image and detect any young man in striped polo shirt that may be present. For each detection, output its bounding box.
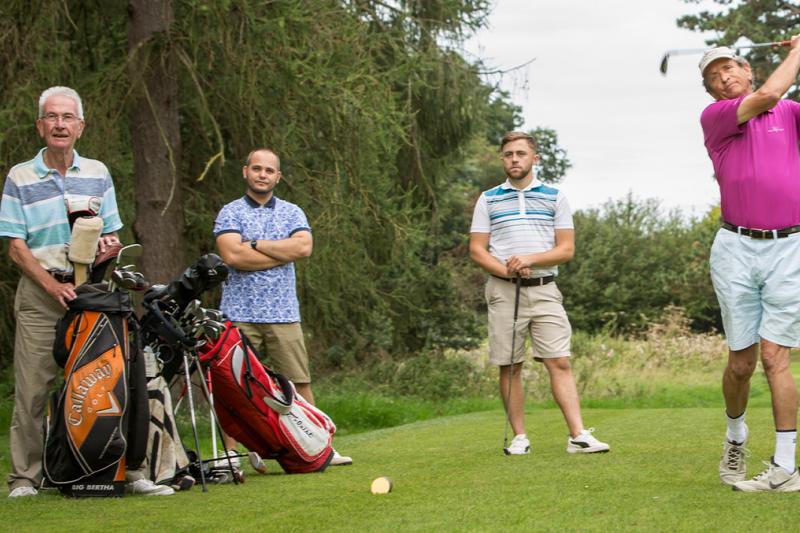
[469,131,609,456]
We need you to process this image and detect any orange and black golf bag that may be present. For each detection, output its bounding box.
[43,284,148,497]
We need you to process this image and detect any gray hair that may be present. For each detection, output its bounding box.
[38,86,84,119]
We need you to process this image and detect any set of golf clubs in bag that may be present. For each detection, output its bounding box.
[43,229,337,497]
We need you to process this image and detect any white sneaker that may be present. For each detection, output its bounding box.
[126,478,175,496]
[215,449,241,470]
[567,428,610,454]
[248,451,268,474]
[719,438,748,486]
[8,486,38,498]
[504,434,530,455]
[732,458,800,492]
[330,449,353,466]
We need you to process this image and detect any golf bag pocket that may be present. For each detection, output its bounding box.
[44,285,145,497]
[198,322,336,473]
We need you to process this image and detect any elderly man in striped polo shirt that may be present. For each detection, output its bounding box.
[0,87,123,498]
[469,131,609,456]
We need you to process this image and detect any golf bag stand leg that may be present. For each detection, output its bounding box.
[503,277,523,454]
[182,352,208,492]
[197,366,241,485]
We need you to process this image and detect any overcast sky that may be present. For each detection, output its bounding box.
[465,0,721,216]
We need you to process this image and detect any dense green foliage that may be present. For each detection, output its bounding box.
[0,0,505,367]
[558,197,721,335]
[679,0,800,101]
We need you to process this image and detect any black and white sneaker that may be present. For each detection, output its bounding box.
[566,428,610,454]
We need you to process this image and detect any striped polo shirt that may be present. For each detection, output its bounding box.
[0,148,123,271]
[470,178,573,277]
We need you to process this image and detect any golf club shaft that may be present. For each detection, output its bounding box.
[667,40,791,57]
[196,364,241,485]
[503,277,523,449]
[182,354,208,492]
[660,39,791,75]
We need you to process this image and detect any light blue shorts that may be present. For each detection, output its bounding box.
[710,228,800,350]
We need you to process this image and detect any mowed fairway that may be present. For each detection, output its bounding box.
[2,407,797,532]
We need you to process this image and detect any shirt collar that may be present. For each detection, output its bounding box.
[33,148,82,178]
[244,194,277,209]
[499,177,542,192]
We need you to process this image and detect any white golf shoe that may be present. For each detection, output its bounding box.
[566,428,610,454]
[330,449,353,466]
[215,449,241,470]
[719,438,748,486]
[126,478,175,496]
[733,459,800,492]
[504,434,530,455]
[8,486,38,498]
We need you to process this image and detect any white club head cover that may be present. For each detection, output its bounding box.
[69,216,104,264]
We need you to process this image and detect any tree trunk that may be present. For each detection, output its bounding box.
[127,0,185,282]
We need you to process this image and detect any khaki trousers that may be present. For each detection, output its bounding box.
[7,276,62,490]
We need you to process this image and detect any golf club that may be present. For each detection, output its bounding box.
[660,39,791,75]
[503,277,523,455]
[181,352,209,492]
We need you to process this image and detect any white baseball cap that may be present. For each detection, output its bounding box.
[699,46,739,76]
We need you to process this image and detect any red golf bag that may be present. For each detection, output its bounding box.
[197,322,335,473]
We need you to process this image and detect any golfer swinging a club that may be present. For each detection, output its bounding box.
[469,131,609,456]
[700,35,800,492]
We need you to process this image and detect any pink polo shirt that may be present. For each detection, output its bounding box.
[701,96,800,229]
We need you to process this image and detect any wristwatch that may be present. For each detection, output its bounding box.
[250,239,258,250]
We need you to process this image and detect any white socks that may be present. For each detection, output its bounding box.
[774,430,797,474]
[726,412,748,444]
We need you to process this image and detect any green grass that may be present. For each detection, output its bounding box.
[1,407,795,532]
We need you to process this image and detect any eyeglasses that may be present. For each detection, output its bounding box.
[41,113,80,123]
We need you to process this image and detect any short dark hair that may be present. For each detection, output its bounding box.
[245,147,281,169]
[500,131,537,152]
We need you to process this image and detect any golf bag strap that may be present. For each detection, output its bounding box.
[145,299,196,349]
[240,331,294,415]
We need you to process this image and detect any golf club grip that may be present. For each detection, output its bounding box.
[513,277,522,321]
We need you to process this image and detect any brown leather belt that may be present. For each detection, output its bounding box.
[492,275,554,287]
[50,271,75,283]
[722,221,800,239]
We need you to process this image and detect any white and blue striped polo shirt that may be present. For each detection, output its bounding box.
[0,148,123,271]
[470,178,573,277]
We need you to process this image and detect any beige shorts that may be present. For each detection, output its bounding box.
[486,276,572,365]
[234,322,311,383]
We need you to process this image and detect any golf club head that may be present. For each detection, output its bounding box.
[206,309,224,322]
[116,243,143,265]
[659,53,669,75]
[112,270,139,290]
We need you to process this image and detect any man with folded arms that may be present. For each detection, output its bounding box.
[699,36,800,492]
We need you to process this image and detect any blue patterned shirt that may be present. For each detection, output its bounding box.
[214,195,311,323]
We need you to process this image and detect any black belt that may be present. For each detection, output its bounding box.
[721,221,800,239]
[492,275,554,287]
[50,271,74,283]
